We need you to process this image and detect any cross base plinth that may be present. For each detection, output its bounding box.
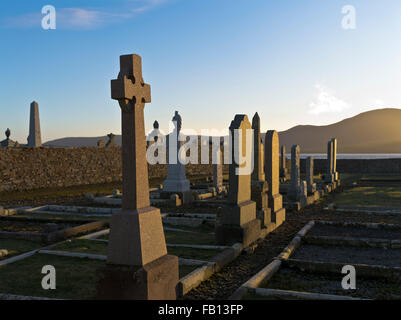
[97,254,179,300]
[107,207,168,267]
[215,219,261,247]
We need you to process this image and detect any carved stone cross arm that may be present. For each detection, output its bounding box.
[111,54,151,112]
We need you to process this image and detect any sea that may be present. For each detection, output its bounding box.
[294,154,401,160]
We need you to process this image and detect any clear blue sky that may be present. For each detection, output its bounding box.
[1,0,401,143]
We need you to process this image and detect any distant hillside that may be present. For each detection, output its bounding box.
[45,108,401,153]
[44,135,122,147]
[276,108,401,153]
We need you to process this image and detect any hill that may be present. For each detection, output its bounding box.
[44,108,401,153]
[277,108,401,153]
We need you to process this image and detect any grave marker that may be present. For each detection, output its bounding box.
[216,115,261,246]
[288,145,301,200]
[98,54,178,300]
[306,156,317,194]
[213,146,224,193]
[27,101,42,147]
[251,113,271,228]
[162,111,192,203]
[280,145,288,180]
[264,130,286,226]
[325,138,339,184]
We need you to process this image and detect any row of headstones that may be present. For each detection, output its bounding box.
[281,139,340,202]
[98,53,332,300]
[215,113,286,246]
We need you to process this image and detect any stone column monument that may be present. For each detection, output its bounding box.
[288,145,301,200]
[216,115,261,247]
[97,54,178,300]
[280,145,288,181]
[306,156,317,194]
[212,146,224,194]
[331,138,339,182]
[325,138,339,184]
[27,101,42,147]
[251,113,271,228]
[162,111,192,203]
[264,131,286,227]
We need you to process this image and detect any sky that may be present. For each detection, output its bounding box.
[1,0,401,143]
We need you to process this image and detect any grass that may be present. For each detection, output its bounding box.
[51,239,108,255]
[165,230,215,245]
[361,175,401,181]
[0,254,104,299]
[0,175,210,206]
[98,227,215,245]
[164,223,215,234]
[50,238,221,261]
[0,182,122,204]
[0,252,202,299]
[15,212,109,222]
[334,186,401,207]
[0,239,42,259]
[168,246,222,261]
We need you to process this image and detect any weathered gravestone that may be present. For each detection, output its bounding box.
[331,138,339,182]
[300,181,308,202]
[325,138,339,184]
[216,115,261,246]
[288,145,301,200]
[280,145,288,181]
[306,156,317,194]
[27,101,42,147]
[212,145,224,194]
[264,131,286,226]
[162,111,192,204]
[251,113,271,228]
[97,54,178,300]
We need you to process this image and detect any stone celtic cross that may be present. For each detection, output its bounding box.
[111,54,152,211]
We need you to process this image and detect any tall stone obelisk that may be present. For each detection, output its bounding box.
[27,101,42,147]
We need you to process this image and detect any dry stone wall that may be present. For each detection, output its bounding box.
[0,147,228,193]
[1,147,400,193]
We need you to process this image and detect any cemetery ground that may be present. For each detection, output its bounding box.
[1,173,401,300]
